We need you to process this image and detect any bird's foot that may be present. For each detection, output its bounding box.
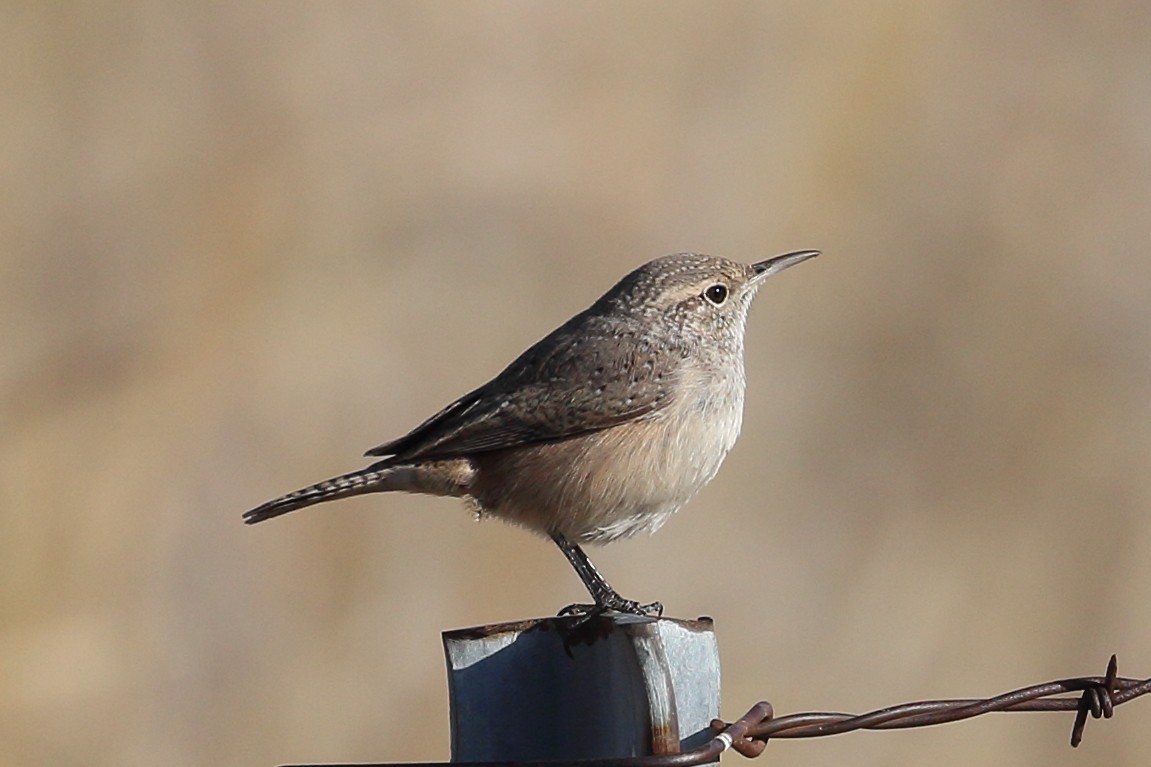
[548,533,663,619]
[557,594,663,618]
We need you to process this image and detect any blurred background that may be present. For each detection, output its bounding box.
[3,2,1150,765]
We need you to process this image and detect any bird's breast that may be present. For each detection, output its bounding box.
[470,362,747,544]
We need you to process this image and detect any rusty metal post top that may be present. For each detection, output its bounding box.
[443,613,715,642]
[442,613,721,763]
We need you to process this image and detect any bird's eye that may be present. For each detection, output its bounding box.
[704,284,728,305]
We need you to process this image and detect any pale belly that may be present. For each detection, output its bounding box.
[470,373,745,544]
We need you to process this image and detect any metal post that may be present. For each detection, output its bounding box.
[442,614,720,762]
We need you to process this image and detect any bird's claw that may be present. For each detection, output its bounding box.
[557,596,663,618]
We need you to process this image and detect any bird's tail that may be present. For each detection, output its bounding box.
[243,463,394,524]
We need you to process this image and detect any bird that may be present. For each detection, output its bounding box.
[244,250,818,616]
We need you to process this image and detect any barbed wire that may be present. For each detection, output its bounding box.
[709,654,1150,759]
[336,654,1148,767]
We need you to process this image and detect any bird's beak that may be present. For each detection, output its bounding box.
[751,250,820,281]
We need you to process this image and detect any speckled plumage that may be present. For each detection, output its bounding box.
[245,250,817,612]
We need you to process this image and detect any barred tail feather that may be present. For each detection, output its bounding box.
[243,465,393,524]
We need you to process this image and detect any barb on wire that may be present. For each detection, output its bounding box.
[711,654,1151,758]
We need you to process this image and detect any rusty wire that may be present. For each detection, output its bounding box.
[710,654,1151,758]
[288,655,1148,766]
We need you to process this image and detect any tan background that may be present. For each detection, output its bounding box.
[3,3,1150,765]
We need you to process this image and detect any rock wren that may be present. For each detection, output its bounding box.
[244,250,817,615]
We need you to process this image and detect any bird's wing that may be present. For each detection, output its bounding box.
[366,315,679,462]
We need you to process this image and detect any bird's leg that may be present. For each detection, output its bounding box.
[550,532,662,617]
